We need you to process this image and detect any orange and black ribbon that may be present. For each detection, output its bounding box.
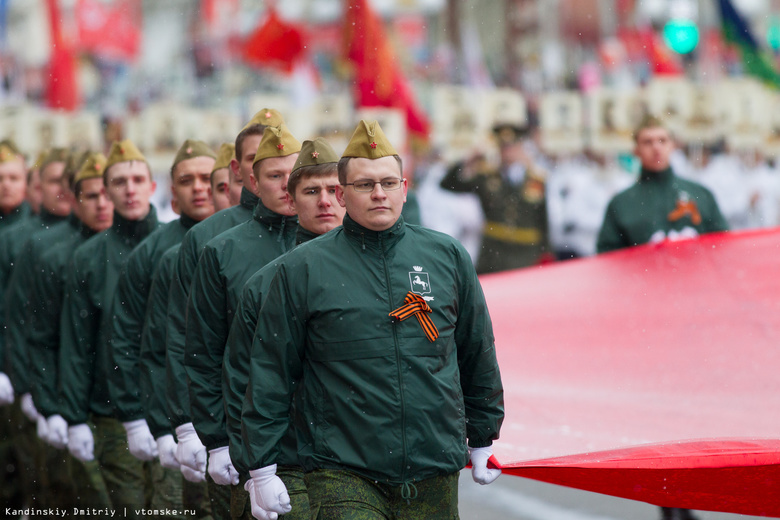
[389,292,439,342]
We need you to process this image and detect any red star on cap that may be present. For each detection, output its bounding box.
[95,163,102,170]
[265,111,272,119]
[119,146,125,154]
[277,143,284,150]
[186,147,192,154]
[370,142,377,149]
[311,151,320,158]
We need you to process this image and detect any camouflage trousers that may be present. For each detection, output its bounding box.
[305,470,459,520]
[232,466,309,520]
[92,415,153,518]
[207,472,232,519]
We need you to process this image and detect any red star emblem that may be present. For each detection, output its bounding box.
[277,143,284,150]
[370,142,377,149]
[119,146,125,155]
[311,151,320,158]
[95,163,102,171]
[186,147,192,154]
[265,111,272,119]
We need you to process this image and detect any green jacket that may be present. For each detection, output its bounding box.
[58,208,160,424]
[140,244,180,439]
[225,226,319,475]
[0,200,31,230]
[0,209,68,376]
[6,214,81,394]
[166,188,258,430]
[597,167,729,253]
[240,215,504,484]
[28,222,98,417]
[109,214,198,423]
[441,162,550,273]
[186,200,297,450]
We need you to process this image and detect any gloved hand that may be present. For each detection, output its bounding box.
[208,445,240,486]
[20,393,39,422]
[246,464,292,520]
[175,422,206,481]
[36,415,48,440]
[156,434,180,470]
[0,372,14,405]
[469,446,501,485]
[123,419,158,461]
[46,415,69,449]
[68,423,94,462]
[180,464,206,483]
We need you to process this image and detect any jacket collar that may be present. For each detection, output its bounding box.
[111,205,158,242]
[342,213,405,251]
[639,166,674,183]
[295,225,320,245]
[179,212,199,230]
[38,208,68,227]
[253,198,298,238]
[240,187,259,211]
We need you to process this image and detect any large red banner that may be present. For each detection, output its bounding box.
[481,229,780,516]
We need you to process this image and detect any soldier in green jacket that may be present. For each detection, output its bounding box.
[440,123,551,273]
[58,139,160,518]
[223,137,344,520]
[241,121,504,519]
[164,109,282,492]
[596,116,728,254]
[27,152,114,508]
[184,123,299,519]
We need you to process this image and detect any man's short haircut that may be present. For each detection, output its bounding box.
[337,155,403,185]
[234,124,267,163]
[288,163,338,201]
[633,114,668,143]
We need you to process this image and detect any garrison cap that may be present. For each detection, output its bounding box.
[241,108,284,132]
[73,152,108,185]
[212,143,235,174]
[105,139,146,171]
[341,120,398,159]
[0,139,22,163]
[40,148,70,173]
[252,124,301,166]
[292,138,339,173]
[31,150,48,170]
[173,139,216,170]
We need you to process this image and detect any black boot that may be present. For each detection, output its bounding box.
[660,507,700,520]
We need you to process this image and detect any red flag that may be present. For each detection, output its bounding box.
[242,7,304,74]
[45,0,79,111]
[481,228,780,515]
[641,26,685,75]
[342,0,430,140]
[76,0,141,62]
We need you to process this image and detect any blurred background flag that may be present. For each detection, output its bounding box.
[718,0,780,88]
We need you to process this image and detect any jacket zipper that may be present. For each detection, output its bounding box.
[380,232,407,484]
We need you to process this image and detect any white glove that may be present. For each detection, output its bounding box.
[469,446,501,485]
[20,393,39,422]
[0,373,14,405]
[175,422,206,481]
[246,464,292,520]
[46,415,69,449]
[36,415,48,440]
[181,464,206,483]
[156,434,180,470]
[123,419,159,461]
[68,423,95,462]
[208,445,240,486]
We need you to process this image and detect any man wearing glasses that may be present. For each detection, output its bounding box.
[240,120,505,519]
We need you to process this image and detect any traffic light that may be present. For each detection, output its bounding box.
[663,18,699,54]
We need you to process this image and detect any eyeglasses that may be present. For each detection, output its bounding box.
[343,178,404,192]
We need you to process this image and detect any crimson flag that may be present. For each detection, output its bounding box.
[342,0,430,140]
[76,0,141,62]
[45,0,79,111]
[483,228,780,516]
[242,7,304,74]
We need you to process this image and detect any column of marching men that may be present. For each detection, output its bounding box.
[0,109,505,520]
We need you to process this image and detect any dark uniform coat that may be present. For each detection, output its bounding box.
[240,215,504,485]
